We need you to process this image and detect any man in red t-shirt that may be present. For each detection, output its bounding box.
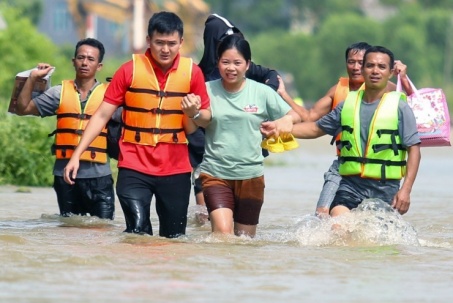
[64,12,210,238]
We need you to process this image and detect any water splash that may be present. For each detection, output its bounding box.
[291,198,420,247]
[187,205,209,226]
[349,198,419,246]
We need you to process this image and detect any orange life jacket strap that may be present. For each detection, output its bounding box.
[123,125,183,134]
[123,125,183,143]
[126,87,188,98]
[123,105,183,115]
[53,145,107,159]
[54,145,107,153]
[48,129,107,137]
[56,113,93,119]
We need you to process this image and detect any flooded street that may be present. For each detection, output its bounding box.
[1,136,452,303]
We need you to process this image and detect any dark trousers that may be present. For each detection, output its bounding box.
[115,168,191,238]
[53,175,115,219]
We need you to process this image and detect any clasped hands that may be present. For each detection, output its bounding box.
[260,115,294,140]
[181,93,201,118]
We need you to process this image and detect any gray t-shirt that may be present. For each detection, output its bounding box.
[316,95,420,203]
[33,82,111,178]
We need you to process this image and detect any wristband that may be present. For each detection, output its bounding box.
[190,111,201,120]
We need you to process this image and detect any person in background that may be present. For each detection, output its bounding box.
[199,13,279,87]
[182,34,300,237]
[63,12,210,238]
[277,42,413,216]
[190,13,281,212]
[15,38,115,220]
[262,46,421,217]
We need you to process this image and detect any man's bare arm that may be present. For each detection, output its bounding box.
[306,85,337,121]
[16,64,54,116]
[291,121,326,139]
[392,144,421,214]
[278,75,336,122]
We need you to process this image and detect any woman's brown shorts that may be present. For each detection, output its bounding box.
[199,173,265,225]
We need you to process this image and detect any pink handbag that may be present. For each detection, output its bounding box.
[397,75,451,147]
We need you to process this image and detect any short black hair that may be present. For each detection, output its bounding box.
[345,42,372,61]
[147,11,183,38]
[363,45,395,69]
[217,34,251,61]
[74,38,105,62]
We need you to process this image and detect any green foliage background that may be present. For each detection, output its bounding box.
[0,4,122,186]
[0,0,452,186]
[206,0,453,104]
[248,6,453,104]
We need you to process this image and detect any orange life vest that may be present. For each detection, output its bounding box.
[331,77,350,155]
[52,80,108,163]
[332,77,350,110]
[122,54,192,146]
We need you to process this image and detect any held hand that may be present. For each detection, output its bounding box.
[30,63,54,79]
[391,188,411,215]
[181,93,200,117]
[393,60,407,78]
[260,121,278,138]
[274,115,294,136]
[260,116,294,138]
[63,158,80,185]
[276,75,287,96]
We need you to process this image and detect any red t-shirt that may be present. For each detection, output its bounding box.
[104,50,210,176]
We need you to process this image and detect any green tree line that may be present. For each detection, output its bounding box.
[0,1,452,186]
[0,4,122,186]
[207,0,453,104]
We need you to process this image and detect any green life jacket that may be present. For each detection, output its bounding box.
[338,90,407,181]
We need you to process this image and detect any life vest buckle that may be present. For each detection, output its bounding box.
[135,131,141,142]
[150,108,163,114]
[90,151,96,159]
[79,114,87,120]
[75,129,84,135]
[158,91,167,98]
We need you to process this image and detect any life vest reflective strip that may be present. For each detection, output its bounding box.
[52,80,108,163]
[122,54,192,146]
[338,91,407,181]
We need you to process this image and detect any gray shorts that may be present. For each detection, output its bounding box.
[316,159,341,209]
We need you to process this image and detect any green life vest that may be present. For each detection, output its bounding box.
[338,90,407,181]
